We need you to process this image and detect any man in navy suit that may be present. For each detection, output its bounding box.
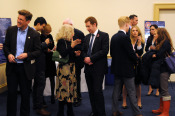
[110,16,142,116]
[82,16,109,116]
[3,9,41,116]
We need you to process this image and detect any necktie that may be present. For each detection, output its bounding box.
[87,34,95,56]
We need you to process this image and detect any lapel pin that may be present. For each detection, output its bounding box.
[28,36,30,39]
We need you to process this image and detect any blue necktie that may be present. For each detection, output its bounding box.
[87,34,95,56]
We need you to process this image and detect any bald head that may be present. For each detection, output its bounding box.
[63,18,73,25]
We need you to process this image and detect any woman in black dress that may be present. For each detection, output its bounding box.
[145,24,159,97]
[41,24,56,104]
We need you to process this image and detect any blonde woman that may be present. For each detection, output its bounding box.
[122,26,144,109]
[56,24,81,116]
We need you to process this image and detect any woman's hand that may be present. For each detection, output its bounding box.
[137,36,142,46]
[75,50,81,56]
[152,54,156,58]
[71,39,81,48]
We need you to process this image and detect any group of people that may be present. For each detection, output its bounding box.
[2,9,173,116]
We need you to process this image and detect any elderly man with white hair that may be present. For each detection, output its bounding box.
[63,18,85,107]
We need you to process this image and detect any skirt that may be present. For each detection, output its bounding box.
[56,63,77,103]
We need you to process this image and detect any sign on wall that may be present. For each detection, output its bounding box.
[0,18,11,64]
[144,21,165,44]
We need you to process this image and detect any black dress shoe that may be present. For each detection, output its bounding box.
[73,100,81,107]
[89,112,95,116]
[122,105,128,109]
[112,111,123,116]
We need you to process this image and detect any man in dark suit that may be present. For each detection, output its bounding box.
[32,17,51,116]
[3,9,41,116]
[82,16,109,116]
[63,18,85,107]
[110,16,142,116]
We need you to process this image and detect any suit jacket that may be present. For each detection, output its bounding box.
[82,30,109,74]
[3,26,41,80]
[110,31,137,78]
[73,28,85,68]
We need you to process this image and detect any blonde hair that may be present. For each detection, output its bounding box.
[56,24,74,41]
[130,26,144,45]
[118,16,130,27]
[41,24,52,34]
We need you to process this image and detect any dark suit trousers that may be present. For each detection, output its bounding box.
[85,66,106,116]
[32,71,46,109]
[7,63,32,116]
[75,64,82,100]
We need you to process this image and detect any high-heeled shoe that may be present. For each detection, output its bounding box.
[146,90,153,96]
[138,105,143,109]
[122,105,128,109]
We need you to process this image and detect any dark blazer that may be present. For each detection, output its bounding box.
[3,26,41,80]
[73,28,85,68]
[145,35,156,52]
[82,30,109,74]
[110,31,137,78]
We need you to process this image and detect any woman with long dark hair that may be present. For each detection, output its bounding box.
[145,24,159,96]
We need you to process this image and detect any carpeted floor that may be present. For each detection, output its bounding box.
[0,83,175,116]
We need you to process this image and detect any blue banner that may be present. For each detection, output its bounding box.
[144,21,165,44]
[0,18,11,64]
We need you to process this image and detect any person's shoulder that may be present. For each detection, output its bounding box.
[98,30,108,35]
[28,26,40,35]
[7,25,17,31]
[74,28,84,34]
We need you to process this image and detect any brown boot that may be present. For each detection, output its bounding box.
[157,100,170,116]
[36,108,51,116]
[112,111,123,116]
[152,97,163,114]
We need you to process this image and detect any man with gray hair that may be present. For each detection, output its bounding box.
[63,18,85,107]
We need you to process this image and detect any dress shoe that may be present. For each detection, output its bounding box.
[36,108,51,116]
[122,105,128,109]
[112,111,123,116]
[89,112,95,116]
[73,100,81,107]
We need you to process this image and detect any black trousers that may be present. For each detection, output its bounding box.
[7,63,32,116]
[33,71,46,109]
[85,66,106,116]
[75,64,82,100]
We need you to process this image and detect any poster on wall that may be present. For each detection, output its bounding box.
[144,21,165,44]
[0,18,11,64]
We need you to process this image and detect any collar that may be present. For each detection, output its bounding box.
[119,29,126,34]
[91,29,98,36]
[18,26,29,32]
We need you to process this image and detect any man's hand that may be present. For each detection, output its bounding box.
[8,54,16,63]
[84,57,93,65]
[16,53,28,60]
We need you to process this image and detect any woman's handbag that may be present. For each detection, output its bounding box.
[165,52,175,73]
[52,51,69,63]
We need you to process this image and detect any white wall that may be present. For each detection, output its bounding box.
[1,0,175,42]
[0,0,28,25]
[159,9,175,81]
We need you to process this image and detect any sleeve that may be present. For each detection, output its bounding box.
[90,33,109,63]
